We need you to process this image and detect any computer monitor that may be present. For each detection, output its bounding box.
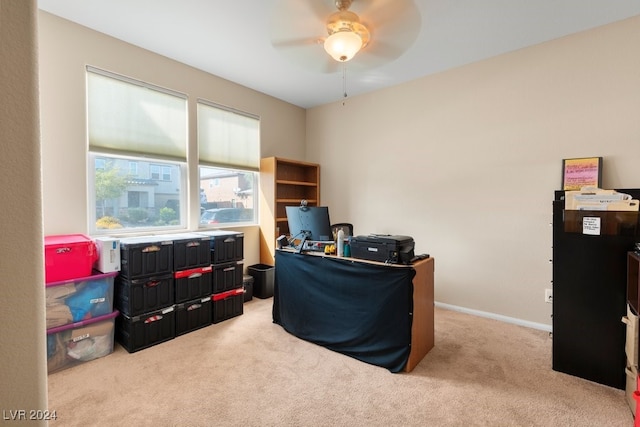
[285,205,333,243]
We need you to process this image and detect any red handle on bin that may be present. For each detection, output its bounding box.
[144,315,163,324]
[174,265,212,279]
[212,288,244,301]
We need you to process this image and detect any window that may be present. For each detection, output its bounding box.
[197,100,259,227]
[87,67,187,233]
[128,162,138,176]
[150,165,172,181]
[150,165,160,180]
[161,166,171,181]
[86,67,260,233]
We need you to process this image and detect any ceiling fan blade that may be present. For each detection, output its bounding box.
[358,0,420,32]
[356,0,421,61]
[271,0,332,32]
[307,0,335,22]
[272,36,323,49]
[271,37,340,75]
[355,0,408,23]
[270,0,329,53]
[270,0,343,74]
[359,39,403,61]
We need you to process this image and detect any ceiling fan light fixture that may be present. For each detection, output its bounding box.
[324,30,363,62]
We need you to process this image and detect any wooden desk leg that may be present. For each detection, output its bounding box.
[405,257,435,372]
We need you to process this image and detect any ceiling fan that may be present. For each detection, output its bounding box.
[270,0,422,74]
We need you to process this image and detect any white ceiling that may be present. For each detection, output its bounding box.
[37,0,640,109]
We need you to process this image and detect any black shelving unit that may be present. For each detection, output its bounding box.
[552,189,640,390]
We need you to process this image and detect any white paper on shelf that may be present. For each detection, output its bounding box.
[565,187,637,211]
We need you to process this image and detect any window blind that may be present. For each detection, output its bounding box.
[197,100,260,171]
[87,67,187,161]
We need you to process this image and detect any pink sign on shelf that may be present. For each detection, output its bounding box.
[562,157,602,191]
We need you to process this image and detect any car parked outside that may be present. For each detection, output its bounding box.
[200,208,254,225]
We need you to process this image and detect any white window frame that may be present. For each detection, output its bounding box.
[86,67,262,233]
[86,67,188,235]
[197,100,260,228]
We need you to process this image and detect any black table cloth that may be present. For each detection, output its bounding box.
[272,250,415,372]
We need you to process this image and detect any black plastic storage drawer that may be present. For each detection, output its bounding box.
[115,274,174,317]
[197,230,244,265]
[174,266,212,304]
[119,236,173,279]
[175,296,212,336]
[212,288,244,324]
[116,306,175,353]
[212,261,243,294]
[168,233,211,271]
[243,274,254,302]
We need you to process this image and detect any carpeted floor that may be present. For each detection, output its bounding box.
[47,298,633,426]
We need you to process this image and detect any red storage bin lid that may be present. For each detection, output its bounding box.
[44,234,98,283]
[45,233,94,246]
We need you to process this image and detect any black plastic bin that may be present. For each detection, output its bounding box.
[247,264,274,299]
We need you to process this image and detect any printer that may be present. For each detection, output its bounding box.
[350,234,415,264]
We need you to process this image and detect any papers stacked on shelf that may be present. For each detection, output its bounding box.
[565,187,639,211]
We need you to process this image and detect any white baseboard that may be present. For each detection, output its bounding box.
[435,301,552,333]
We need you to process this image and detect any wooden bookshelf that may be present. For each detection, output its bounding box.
[259,157,320,264]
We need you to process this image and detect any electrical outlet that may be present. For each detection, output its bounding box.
[545,288,553,303]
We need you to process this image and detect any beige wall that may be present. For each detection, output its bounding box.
[0,0,48,421]
[38,11,307,269]
[307,15,640,327]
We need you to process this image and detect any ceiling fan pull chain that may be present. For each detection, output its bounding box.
[342,63,348,106]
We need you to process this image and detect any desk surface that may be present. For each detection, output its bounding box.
[278,247,423,268]
[273,250,434,373]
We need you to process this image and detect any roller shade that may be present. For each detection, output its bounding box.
[87,67,187,161]
[198,100,260,171]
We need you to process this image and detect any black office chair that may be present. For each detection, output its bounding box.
[331,223,353,239]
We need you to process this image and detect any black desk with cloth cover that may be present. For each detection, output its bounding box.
[272,249,434,373]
